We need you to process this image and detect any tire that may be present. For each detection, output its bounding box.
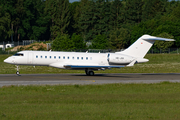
[16,71,19,75]
[89,71,94,76]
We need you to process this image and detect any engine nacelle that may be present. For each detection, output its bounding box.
[108,53,134,65]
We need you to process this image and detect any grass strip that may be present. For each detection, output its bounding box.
[0,83,180,120]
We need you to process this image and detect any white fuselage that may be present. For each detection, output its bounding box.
[4,51,139,69]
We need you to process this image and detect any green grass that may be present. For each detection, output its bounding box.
[1,54,180,74]
[1,83,180,120]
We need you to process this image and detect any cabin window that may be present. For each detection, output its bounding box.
[63,56,65,59]
[67,56,69,59]
[45,56,47,58]
[36,55,38,58]
[86,57,88,60]
[90,57,92,60]
[41,56,43,58]
[59,56,61,59]
[77,57,79,60]
[50,56,51,59]
[13,53,24,56]
[81,57,83,60]
[116,57,119,59]
[72,57,74,59]
[54,56,56,59]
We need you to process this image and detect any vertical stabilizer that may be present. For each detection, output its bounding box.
[116,35,174,58]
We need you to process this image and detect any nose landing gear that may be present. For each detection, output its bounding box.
[16,65,20,75]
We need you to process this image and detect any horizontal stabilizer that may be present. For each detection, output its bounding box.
[143,36,175,41]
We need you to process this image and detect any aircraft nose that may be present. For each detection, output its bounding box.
[4,58,11,64]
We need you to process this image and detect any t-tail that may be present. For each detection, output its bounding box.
[116,35,175,58]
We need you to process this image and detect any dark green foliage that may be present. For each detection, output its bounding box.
[78,0,96,41]
[0,0,50,41]
[93,0,111,36]
[154,32,174,50]
[124,0,143,24]
[52,34,74,51]
[71,33,86,50]
[130,19,157,44]
[78,0,111,41]
[109,28,130,49]
[69,2,81,35]
[45,0,70,39]
[109,0,123,30]
[52,33,86,51]
[0,0,180,49]
[0,6,12,42]
[91,34,109,49]
[142,0,168,21]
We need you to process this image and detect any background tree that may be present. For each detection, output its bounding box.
[69,2,81,35]
[92,0,111,36]
[91,34,109,49]
[124,0,143,25]
[154,32,174,50]
[13,0,24,41]
[71,33,86,50]
[109,28,130,49]
[31,0,50,40]
[0,0,180,50]
[52,34,74,51]
[78,0,96,41]
[109,0,123,30]
[0,6,12,42]
[45,0,70,39]
[142,0,168,21]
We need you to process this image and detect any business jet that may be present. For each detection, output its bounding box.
[4,35,174,76]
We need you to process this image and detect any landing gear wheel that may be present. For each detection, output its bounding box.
[89,71,94,76]
[85,70,94,76]
[16,71,20,75]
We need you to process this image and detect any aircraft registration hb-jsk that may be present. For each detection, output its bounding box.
[4,35,175,76]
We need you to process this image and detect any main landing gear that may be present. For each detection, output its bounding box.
[16,65,20,75]
[85,69,94,76]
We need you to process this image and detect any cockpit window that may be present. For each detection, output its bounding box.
[13,53,24,56]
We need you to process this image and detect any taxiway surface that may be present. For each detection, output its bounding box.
[0,73,180,86]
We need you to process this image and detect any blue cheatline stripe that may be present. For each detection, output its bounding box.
[65,65,124,68]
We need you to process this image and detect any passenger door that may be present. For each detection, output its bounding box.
[28,52,33,64]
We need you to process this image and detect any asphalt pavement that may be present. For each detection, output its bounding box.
[0,73,180,86]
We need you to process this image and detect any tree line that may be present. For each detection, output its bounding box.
[0,0,180,50]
